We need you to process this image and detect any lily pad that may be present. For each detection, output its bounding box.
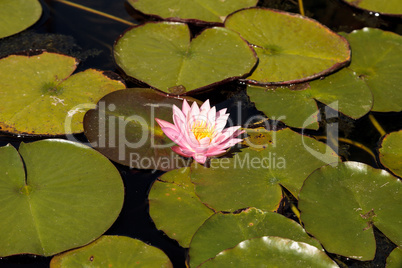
[148,168,214,247]
[188,208,323,268]
[379,130,402,178]
[247,84,320,130]
[127,0,258,24]
[0,0,42,39]
[198,236,338,268]
[247,67,373,129]
[0,52,125,135]
[299,162,402,261]
[224,8,350,85]
[50,235,172,267]
[0,140,124,256]
[341,28,402,112]
[343,0,402,16]
[190,128,339,212]
[84,88,194,171]
[114,22,257,94]
[386,247,402,268]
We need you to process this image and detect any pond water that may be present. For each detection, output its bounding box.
[0,0,401,267]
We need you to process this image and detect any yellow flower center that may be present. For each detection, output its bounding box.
[191,120,214,141]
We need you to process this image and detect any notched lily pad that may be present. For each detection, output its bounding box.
[343,0,402,16]
[386,247,402,268]
[188,208,323,268]
[0,140,124,257]
[247,84,320,130]
[0,0,42,39]
[190,128,339,212]
[247,67,373,129]
[127,0,258,24]
[84,88,195,171]
[198,236,338,268]
[379,130,402,178]
[50,236,172,268]
[114,22,257,94]
[225,8,350,85]
[340,28,402,112]
[149,168,214,247]
[299,162,402,261]
[0,51,125,135]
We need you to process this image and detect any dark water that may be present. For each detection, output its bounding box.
[0,0,401,267]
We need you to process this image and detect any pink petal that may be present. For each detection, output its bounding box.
[200,99,210,112]
[193,154,207,164]
[171,146,193,158]
[205,149,226,157]
[188,101,200,124]
[180,147,196,155]
[181,99,191,116]
[155,118,176,130]
[218,138,244,150]
[173,105,186,127]
[207,106,216,125]
[212,126,241,144]
[198,137,211,147]
[214,114,229,133]
[216,108,227,118]
[161,127,183,144]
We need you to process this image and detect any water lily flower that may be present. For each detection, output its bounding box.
[155,99,244,164]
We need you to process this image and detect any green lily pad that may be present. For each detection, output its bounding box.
[386,247,402,268]
[0,0,42,39]
[341,28,402,112]
[247,67,373,129]
[149,168,214,247]
[188,208,323,267]
[84,88,194,171]
[247,84,320,130]
[198,236,338,268]
[379,130,402,178]
[0,140,124,257]
[343,0,402,16]
[224,8,350,85]
[190,128,339,212]
[299,162,402,261]
[50,235,172,267]
[0,52,125,135]
[114,22,257,94]
[127,0,258,24]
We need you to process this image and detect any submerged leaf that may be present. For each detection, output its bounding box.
[84,88,195,171]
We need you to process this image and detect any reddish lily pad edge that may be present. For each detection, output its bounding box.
[224,7,352,86]
[341,0,402,18]
[126,0,258,26]
[0,50,125,138]
[113,21,257,96]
